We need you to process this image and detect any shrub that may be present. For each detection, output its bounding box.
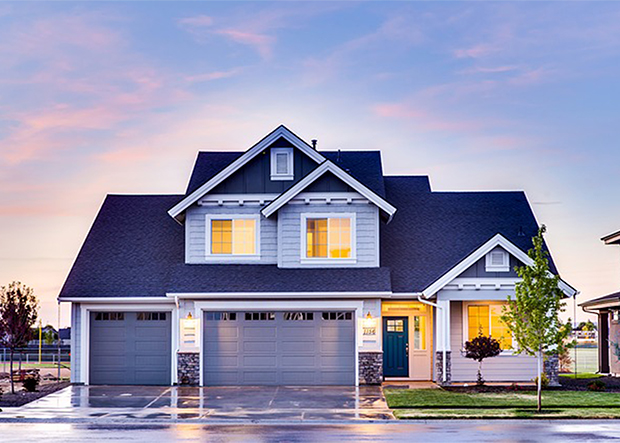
[22,373,40,392]
[464,333,502,385]
[532,373,549,389]
[587,380,606,391]
[506,383,522,392]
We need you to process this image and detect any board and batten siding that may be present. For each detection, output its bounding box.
[450,300,537,382]
[71,302,81,383]
[185,205,277,264]
[277,202,379,268]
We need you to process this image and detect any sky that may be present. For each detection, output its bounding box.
[0,1,619,327]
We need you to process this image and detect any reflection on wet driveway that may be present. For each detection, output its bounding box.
[0,385,394,422]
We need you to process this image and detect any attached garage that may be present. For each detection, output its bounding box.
[203,311,356,386]
[89,311,172,385]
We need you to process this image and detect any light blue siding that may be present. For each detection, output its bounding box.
[71,303,81,383]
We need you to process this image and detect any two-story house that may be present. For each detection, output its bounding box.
[59,125,576,386]
[581,229,620,375]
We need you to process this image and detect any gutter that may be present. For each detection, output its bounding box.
[417,295,447,383]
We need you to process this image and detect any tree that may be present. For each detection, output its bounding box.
[464,332,501,385]
[0,282,38,394]
[501,226,570,412]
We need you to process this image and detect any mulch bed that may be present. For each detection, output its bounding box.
[0,381,71,408]
[441,376,620,393]
[559,375,620,392]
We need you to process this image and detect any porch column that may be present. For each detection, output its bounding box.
[435,299,451,384]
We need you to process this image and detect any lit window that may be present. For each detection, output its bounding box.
[413,316,426,350]
[270,147,293,180]
[467,304,512,349]
[210,219,256,255]
[306,217,351,258]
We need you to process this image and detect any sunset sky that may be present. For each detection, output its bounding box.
[1,1,619,326]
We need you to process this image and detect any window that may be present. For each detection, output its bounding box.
[485,249,509,272]
[137,312,166,321]
[283,312,314,321]
[305,216,353,259]
[205,312,237,321]
[322,311,352,321]
[245,312,275,321]
[386,319,404,332]
[413,316,426,350]
[94,312,124,321]
[208,216,257,256]
[467,304,512,349]
[270,147,293,180]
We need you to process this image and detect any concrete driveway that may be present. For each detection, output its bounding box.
[0,385,393,422]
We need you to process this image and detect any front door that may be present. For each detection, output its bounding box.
[383,317,409,377]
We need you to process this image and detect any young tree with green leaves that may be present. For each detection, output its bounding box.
[501,226,571,411]
[0,282,38,394]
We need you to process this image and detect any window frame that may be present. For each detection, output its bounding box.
[485,249,510,272]
[300,212,357,264]
[270,147,294,181]
[462,301,514,355]
[205,214,260,260]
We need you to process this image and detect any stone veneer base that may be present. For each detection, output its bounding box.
[177,352,200,386]
[435,351,452,385]
[359,351,383,385]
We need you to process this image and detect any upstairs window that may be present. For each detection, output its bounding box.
[270,147,294,180]
[305,215,353,259]
[485,249,510,272]
[207,215,258,256]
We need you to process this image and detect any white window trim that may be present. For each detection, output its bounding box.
[270,147,294,181]
[462,301,514,355]
[485,249,510,272]
[300,212,357,264]
[205,214,260,261]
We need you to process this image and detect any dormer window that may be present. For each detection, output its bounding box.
[270,147,294,181]
[485,249,509,272]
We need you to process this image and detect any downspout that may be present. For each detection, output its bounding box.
[417,295,446,383]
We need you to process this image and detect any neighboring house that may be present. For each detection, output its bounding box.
[58,125,576,387]
[581,229,620,374]
[59,328,71,346]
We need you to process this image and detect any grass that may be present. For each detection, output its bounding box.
[559,372,603,379]
[385,388,620,419]
[1,362,70,369]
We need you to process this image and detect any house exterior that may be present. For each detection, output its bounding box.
[580,229,620,374]
[58,125,576,386]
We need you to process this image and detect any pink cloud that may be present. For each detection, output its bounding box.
[372,103,483,132]
[178,15,214,27]
[215,29,274,59]
[454,43,498,59]
[185,68,244,83]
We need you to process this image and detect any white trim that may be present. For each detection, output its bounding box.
[168,126,324,222]
[270,147,294,180]
[204,214,260,261]
[261,160,397,220]
[421,233,577,298]
[602,229,620,245]
[194,300,364,387]
[197,192,368,207]
[461,301,514,355]
[79,303,177,386]
[167,291,391,299]
[443,277,520,292]
[300,212,357,264]
[485,249,509,272]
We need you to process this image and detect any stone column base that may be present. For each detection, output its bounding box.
[544,354,560,387]
[359,351,383,385]
[177,352,200,385]
[435,351,452,385]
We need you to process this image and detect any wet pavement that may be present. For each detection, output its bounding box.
[2,421,620,442]
[0,385,393,422]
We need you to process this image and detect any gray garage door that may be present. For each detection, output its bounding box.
[203,311,355,386]
[89,311,171,385]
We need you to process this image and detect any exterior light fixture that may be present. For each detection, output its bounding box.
[363,311,377,335]
[180,311,199,351]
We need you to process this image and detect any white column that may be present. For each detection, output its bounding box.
[436,299,451,351]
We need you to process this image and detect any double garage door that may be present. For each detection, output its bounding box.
[89,310,355,386]
[204,310,356,386]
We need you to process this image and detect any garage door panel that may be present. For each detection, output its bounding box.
[203,310,355,386]
[205,326,239,339]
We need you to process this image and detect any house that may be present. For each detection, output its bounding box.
[59,328,71,346]
[58,125,576,386]
[580,229,620,374]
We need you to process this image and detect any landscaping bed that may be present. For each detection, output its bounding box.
[385,385,620,419]
[0,381,70,408]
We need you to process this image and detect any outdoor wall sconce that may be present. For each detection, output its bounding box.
[180,311,199,351]
[363,311,377,336]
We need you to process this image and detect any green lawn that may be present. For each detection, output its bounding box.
[559,372,603,379]
[385,388,620,419]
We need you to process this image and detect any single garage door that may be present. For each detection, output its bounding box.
[89,311,171,385]
[203,310,355,386]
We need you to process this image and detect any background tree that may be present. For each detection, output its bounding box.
[464,332,501,385]
[43,325,58,346]
[0,282,38,394]
[501,226,570,412]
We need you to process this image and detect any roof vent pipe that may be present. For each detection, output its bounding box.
[311,139,318,149]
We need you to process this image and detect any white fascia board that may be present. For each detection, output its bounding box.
[421,233,577,298]
[58,297,174,303]
[261,160,397,220]
[167,291,392,299]
[602,229,620,245]
[168,125,325,223]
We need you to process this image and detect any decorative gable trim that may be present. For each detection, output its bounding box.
[602,229,620,245]
[168,125,325,223]
[422,233,577,298]
[261,160,397,220]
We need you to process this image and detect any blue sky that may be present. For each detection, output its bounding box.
[0,1,619,325]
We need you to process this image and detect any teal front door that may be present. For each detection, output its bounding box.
[383,317,409,377]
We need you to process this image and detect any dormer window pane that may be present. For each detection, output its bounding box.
[306,217,351,259]
[211,218,256,255]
